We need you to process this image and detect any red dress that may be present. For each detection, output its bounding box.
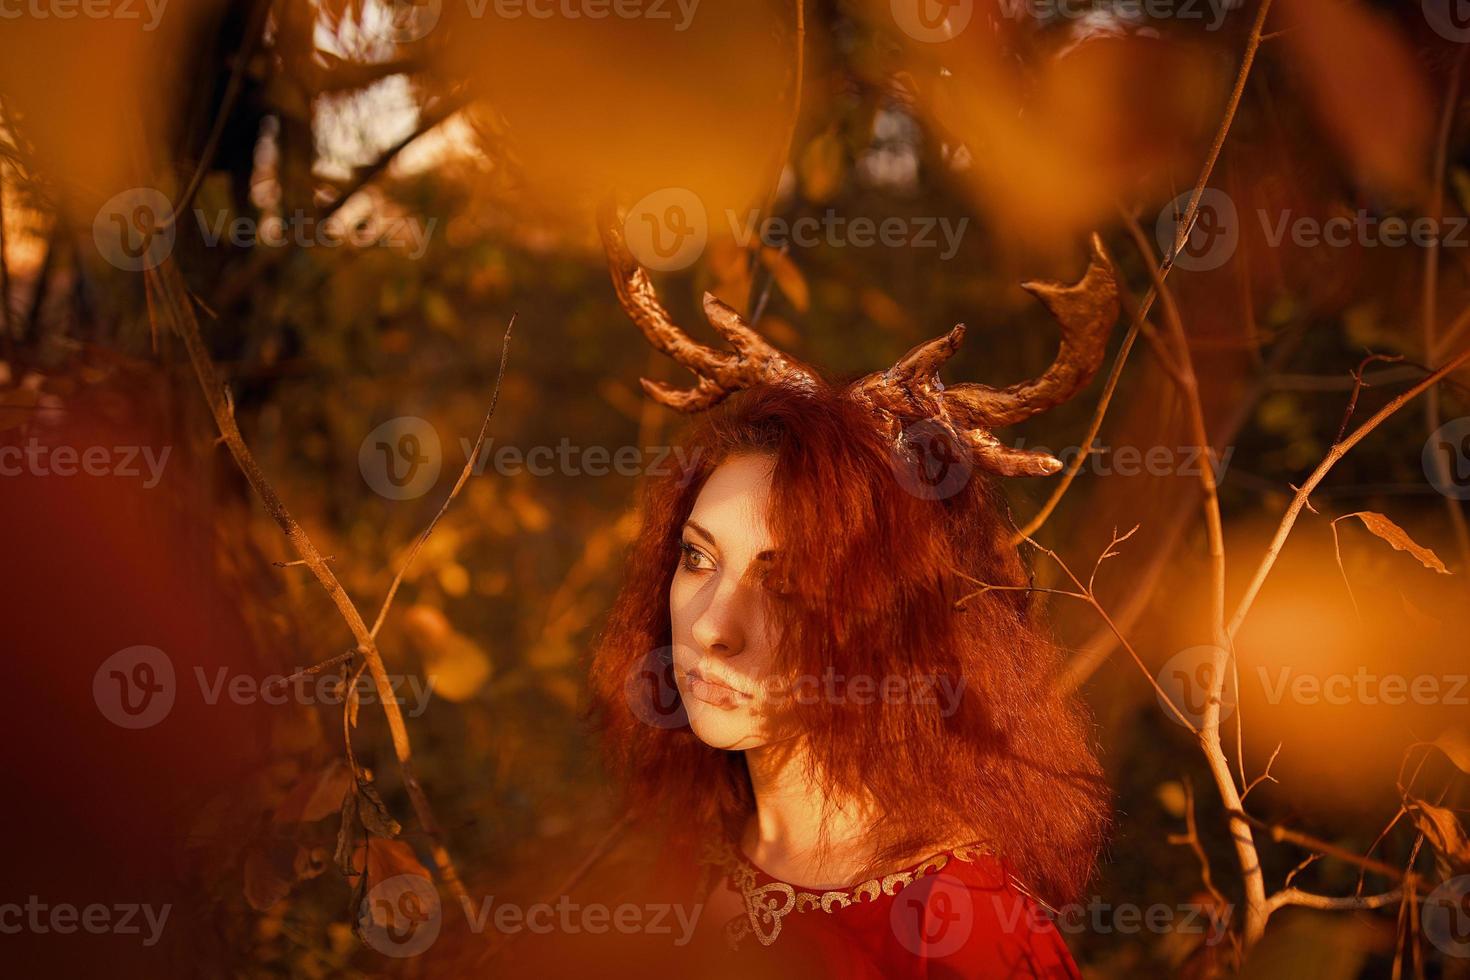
[691,838,1082,978]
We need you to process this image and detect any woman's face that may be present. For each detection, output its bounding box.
[669,452,781,751]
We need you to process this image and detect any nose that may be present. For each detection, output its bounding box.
[689,574,747,657]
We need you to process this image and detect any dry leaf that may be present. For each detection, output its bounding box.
[1432,728,1470,776]
[272,760,352,824]
[1407,800,1470,877]
[1339,511,1450,574]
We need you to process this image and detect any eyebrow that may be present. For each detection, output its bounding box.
[682,520,775,561]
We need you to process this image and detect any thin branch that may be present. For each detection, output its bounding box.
[1266,887,1404,914]
[143,257,470,904]
[1167,778,1229,910]
[1159,0,1276,272]
[1226,334,1470,640]
[370,316,515,638]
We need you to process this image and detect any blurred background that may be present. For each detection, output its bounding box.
[1,0,1469,975]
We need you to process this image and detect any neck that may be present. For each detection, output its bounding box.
[741,741,873,889]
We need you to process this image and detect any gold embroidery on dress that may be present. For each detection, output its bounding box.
[702,839,1009,951]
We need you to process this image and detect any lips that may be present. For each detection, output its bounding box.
[682,666,750,709]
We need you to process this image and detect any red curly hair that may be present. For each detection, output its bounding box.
[589,380,1109,902]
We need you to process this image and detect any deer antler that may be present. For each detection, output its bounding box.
[848,235,1120,477]
[599,199,1119,478]
[597,200,818,411]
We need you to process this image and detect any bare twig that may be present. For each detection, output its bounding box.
[1423,48,1470,577]
[143,257,470,904]
[1266,887,1404,914]
[1227,335,1470,640]
[370,316,515,638]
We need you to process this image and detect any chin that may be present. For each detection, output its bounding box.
[683,700,765,751]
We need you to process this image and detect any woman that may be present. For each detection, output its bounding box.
[586,209,1118,977]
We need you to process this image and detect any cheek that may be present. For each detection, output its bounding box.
[668,573,696,638]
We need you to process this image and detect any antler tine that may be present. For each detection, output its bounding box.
[886,325,966,386]
[943,234,1119,428]
[598,199,818,412]
[597,199,728,380]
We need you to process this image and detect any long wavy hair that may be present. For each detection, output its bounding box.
[588,380,1109,902]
